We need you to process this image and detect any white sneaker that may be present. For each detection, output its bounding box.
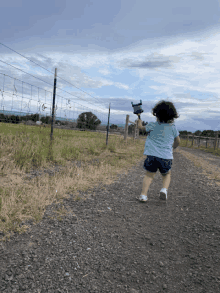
[139,194,148,202]
[160,188,167,200]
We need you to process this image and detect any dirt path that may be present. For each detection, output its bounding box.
[0,147,220,292]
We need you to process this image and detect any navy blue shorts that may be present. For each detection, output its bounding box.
[143,155,172,174]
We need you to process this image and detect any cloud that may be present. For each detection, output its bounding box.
[1,0,220,131]
[121,59,172,69]
[98,68,111,75]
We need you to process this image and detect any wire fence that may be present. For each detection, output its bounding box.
[0,71,115,142]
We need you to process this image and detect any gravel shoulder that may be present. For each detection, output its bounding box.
[0,147,220,292]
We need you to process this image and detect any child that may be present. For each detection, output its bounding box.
[137,100,180,201]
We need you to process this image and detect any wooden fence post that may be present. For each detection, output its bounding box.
[181,133,219,150]
[136,120,139,140]
[185,134,188,146]
[214,131,219,150]
[192,134,194,147]
[124,115,129,143]
[134,120,139,140]
[133,121,136,140]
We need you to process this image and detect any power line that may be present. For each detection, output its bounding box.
[0,42,109,107]
[0,43,176,117]
[0,59,108,112]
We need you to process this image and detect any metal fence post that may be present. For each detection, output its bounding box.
[106,103,111,146]
[50,68,57,141]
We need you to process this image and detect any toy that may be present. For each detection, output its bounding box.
[131,100,147,125]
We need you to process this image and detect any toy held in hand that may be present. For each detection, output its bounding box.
[131,100,143,119]
[131,100,147,125]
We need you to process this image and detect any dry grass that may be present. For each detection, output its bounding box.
[0,122,146,241]
[177,138,220,187]
[1,123,219,242]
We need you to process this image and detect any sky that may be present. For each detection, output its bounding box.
[1,0,220,133]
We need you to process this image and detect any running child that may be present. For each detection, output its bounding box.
[137,100,180,201]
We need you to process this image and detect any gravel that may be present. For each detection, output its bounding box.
[0,147,220,292]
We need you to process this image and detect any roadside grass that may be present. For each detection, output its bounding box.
[1,124,219,243]
[179,138,220,156]
[178,138,220,187]
[0,122,146,242]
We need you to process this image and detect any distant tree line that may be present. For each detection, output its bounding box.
[0,113,53,125]
[0,111,101,130]
[179,130,220,138]
[0,112,219,137]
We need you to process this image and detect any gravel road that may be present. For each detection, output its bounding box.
[0,147,220,292]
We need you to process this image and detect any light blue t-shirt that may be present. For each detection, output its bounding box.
[143,121,180,160]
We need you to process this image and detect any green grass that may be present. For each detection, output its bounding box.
[1,122,218,242]
[180,137,220,156]
[0,122,146,242]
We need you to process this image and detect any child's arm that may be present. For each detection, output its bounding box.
[137,118,146,131]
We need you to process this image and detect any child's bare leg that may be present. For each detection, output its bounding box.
[161,172,171,189]
[141,171,156,196]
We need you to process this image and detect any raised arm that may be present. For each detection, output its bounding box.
[137,117,146,131]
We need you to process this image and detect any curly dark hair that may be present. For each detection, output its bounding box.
[152,100,180,123]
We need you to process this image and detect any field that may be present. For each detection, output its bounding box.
[0,122,219,242]
[0,122,146,241]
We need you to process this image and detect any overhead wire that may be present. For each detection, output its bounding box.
[0,72,104,113]
[0,58,109,113]
[0,43,172,118]
[0,42,109,108]
[0,42,147,127]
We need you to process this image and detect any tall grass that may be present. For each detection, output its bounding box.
[0,122,146,241]
[1,123,218,242]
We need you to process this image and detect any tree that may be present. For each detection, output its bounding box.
[179,130,189,136]
[10,115,15,123]
[201,130,215,137]
[194,130,202,136]
[40,115,52,125]
[76,112,101,130]
[106,124,118,130]
[110,124,118,130]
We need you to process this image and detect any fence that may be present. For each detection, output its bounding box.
[180,132,219,151]
[0,68,112,145]
[124,114,139,142]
